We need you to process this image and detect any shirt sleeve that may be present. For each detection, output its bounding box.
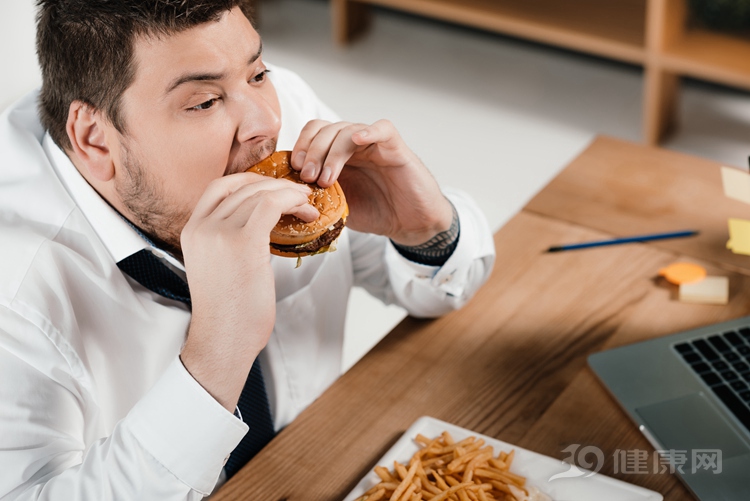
[350,188,496,318]
[0,306,248,501]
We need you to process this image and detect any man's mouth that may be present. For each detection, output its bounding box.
[226,138,277,176]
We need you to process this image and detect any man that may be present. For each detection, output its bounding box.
[0,0,495,499]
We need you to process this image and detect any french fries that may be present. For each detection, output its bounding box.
[356,432,550,501]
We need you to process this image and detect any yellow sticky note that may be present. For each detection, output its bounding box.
[727,218,750,256]
[721,166,750,204]
[679,276,729,305]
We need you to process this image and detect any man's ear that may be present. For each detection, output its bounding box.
[66,101,115,182]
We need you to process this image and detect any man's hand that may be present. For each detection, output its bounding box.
[291,119,454,247]
[179,173,319,412]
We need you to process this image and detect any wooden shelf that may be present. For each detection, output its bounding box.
[661,29,750,91]
[349,0,647,64]
[332,0,750,145]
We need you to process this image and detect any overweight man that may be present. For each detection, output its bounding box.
[0,1,495,499]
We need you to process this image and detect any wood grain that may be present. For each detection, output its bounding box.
[526,136,750,273]
[646,0,686,52]
[214,137,750,500]
[346,0,647,64]
[332,0,371,45]
[216,212,683,501]
[643,65,679,145]
[661,28,750,91]
[643,0,684,144]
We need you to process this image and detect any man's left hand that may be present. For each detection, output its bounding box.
[291,119,453,246]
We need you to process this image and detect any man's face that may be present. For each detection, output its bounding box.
[112,7,280,254]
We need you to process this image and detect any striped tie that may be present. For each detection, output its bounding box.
[117,249,276,478]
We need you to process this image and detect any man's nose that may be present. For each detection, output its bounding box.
[235,88,281,143]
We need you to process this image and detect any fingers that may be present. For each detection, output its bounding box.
[229,187,318,233]
[286,201,320,223]
[190,172,268,221]
[293,120,354,185]
[210,177,311,221]
[184,187,318,252]
[311,125,362,187]
[291,119,330,172]
[351,119,397,148]
[291,119,406,188]
[292,120,369,187]
[184,174,320,247]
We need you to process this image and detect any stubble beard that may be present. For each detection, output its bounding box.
[117,145,188,260]
[116,138,277,261]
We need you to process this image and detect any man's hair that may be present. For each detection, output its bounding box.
[36,0,255,150]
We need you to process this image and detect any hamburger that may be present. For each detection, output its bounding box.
[246,150,348,259]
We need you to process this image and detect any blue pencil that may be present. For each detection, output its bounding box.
[546,230,699,253]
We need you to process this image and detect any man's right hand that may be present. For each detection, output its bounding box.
[178,172,319,412]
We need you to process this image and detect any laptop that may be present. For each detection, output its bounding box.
[589,316,750,500]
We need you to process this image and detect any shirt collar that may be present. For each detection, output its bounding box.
[42,133,186,273]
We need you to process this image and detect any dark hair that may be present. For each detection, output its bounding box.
[36,0,255,150]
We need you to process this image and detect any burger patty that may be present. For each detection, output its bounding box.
[271,219,346,254]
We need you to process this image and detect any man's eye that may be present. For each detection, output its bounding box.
[190,98,218,111]
[251,69,270,83]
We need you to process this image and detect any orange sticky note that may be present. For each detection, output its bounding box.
[659,263,707,285]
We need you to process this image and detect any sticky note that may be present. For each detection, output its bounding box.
[659,262,707,285]
[679,276,729,305]
[721,166,750,204]
[727,218,750,256]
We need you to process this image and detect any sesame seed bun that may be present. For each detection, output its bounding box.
[246,151,348,257]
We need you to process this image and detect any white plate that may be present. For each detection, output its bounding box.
[343,416,663,501]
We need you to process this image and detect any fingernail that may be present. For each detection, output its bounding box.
[301,162,316,179]
[319,167,331,185]
[357,129,369,138]
[295,151,306,168]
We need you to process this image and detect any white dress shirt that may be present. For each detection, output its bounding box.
[0,65,496,500]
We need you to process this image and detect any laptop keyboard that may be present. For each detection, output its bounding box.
[674,328,750,432]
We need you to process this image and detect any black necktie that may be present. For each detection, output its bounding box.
[117,249,276,478]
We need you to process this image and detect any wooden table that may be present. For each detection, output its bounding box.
[214,136,750,500]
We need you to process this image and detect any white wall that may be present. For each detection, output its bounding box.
[0,0,41,112]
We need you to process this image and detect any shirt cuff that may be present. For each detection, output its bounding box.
[123,357,249,495]
[387,190,493,297]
